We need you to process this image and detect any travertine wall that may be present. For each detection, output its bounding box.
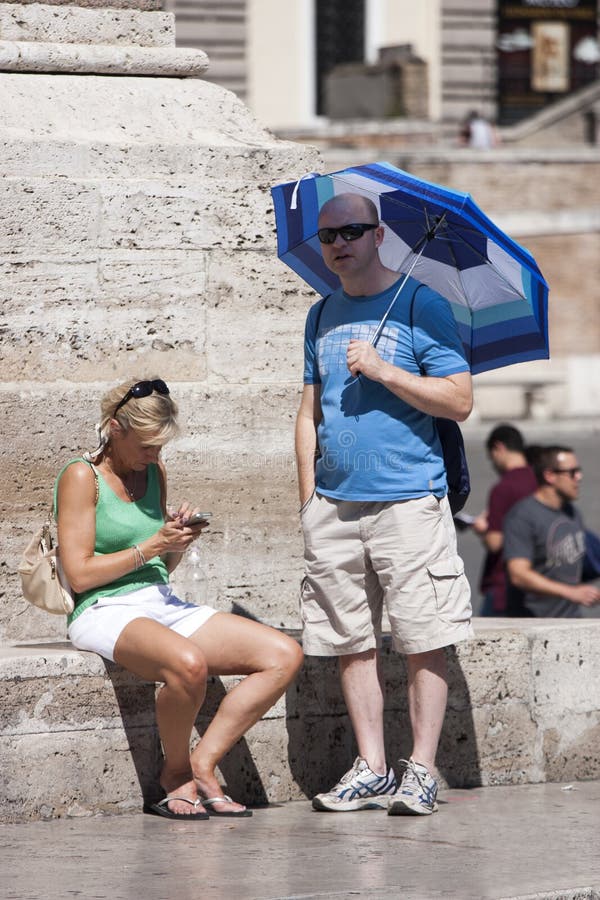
[0,69,319,643]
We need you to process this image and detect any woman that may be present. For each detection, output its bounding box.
[57,377,303,820]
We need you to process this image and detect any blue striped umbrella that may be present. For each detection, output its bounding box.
[271,161,549,375]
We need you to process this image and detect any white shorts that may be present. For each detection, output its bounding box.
[67,584,218,662]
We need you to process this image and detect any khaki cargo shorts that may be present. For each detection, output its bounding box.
[300,492,473,656]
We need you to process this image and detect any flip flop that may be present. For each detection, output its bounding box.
[202,795,253,818]
[145,796,209,820]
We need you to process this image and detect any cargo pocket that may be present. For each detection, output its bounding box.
[299,575,329,624]
[426,555,466,621]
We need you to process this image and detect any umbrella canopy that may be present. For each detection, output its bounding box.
[271,161,549,375]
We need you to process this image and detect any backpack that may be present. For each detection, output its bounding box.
[311,288,471,514]
[408,288,470,514]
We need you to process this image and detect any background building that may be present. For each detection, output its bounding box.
[171,0,599,133]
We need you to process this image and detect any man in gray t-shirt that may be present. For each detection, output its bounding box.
[504,444,600,617]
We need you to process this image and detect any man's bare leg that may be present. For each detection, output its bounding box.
[406,648,448,770]
[339,648,387,774]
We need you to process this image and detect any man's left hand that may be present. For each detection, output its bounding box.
[346,340,386,381]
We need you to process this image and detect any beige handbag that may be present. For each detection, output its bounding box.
[18,517,74,615]
[18,464,99,616]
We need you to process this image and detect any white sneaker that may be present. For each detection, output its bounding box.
[387,759,439,816]
[312,756,397,812]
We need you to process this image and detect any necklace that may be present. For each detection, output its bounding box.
[123,471,138,501]
[99,458,138,502]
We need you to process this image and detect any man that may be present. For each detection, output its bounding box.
[295,193,473,816]
[472,424,537,615]
[504,445,600,617]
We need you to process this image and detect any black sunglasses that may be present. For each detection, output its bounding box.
[317,223,378,244]
[552,467,582,478]
[113,380,170,417]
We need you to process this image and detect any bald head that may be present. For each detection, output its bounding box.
[318,193,379,227]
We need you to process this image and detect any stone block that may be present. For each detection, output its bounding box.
[0,258,100,307]
[530,623,600,715]
[542,716,600,782]
[97,249,209,301]
[207,303,306,384]
[11,0,163,8]
[0,179,99,256]
[0,4,175,47]
[97,179,276,251]
[0,296,210,382]
[450,633,531,707]
[0,730,160,821]
[468,703,541,786]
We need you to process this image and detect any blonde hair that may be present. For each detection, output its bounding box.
[84,377,179,460]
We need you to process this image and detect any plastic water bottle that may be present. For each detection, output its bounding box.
[175,544,208,606]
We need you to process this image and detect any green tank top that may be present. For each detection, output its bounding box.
[54,458,169,624]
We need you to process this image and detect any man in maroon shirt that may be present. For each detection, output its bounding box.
[473,424,537,615]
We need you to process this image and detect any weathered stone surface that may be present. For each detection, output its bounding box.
[3,0,163,8]
[446,633,532,708]
[2,621,600,821]
[0,731,160,821]
[542,717,600,783]
[0,4,174,47]
[0,40,209,76]
[530,623,600,714]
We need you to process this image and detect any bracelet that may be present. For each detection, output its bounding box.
[132,544,147,570]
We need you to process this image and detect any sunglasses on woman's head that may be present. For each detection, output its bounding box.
[317,223,378,244]
[113,380,170,417]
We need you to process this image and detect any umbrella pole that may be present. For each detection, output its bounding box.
[370,211,447,347]
[370,243,427,346]
[348,246,429,388]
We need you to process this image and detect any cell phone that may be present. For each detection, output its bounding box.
[453,511,475,531]
[185,512,212,526]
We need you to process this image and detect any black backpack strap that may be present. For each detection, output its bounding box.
[408,286,470,513]
[408,284,426,374]
[312,293,330,338]
[310,294,331,381]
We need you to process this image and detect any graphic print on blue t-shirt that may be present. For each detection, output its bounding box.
[317,323,400,376]
[303,276,469,502]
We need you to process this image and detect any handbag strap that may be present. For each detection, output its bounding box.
[49,460,99,525]
[90,463,99,506]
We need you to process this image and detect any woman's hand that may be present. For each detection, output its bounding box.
[155,517,200,554]
[167,502,211,534]
[160,502,210,574]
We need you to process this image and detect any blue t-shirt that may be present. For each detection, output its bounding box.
[303,276,469,501]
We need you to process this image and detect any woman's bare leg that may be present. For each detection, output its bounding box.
[188,612,303,811]
[114,617,209,816]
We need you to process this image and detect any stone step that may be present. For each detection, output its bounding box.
[2,618,600,822]
[0,40,209,77]
[0,3,176,48]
